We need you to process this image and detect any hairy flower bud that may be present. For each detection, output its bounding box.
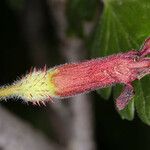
[0,38,150,110]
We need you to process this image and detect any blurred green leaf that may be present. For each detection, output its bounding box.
[97,87,112,100]
[92,0,150,123]
[6,0,24,10]
[66,0,98,37]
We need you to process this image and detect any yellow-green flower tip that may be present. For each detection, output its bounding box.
[0,68,59,103]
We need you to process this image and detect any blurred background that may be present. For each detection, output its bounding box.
[0,0,150,150]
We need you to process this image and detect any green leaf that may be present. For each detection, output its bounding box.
[92,0,150,123]
[66,0,98,37]
[6,0,24,10]
[119,100,134,121]
[134,77,150,125]
[97,87,112,100]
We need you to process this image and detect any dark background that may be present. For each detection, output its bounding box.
[0,0,150,150]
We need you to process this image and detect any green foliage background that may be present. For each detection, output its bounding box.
[91,0,150,124]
